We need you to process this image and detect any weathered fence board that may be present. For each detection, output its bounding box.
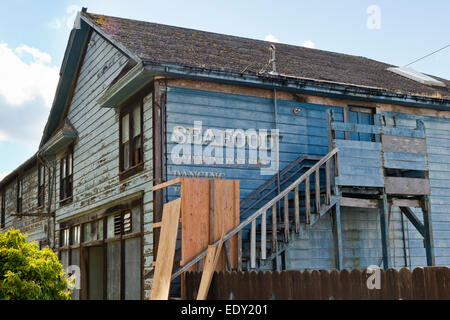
[184,267,449,300]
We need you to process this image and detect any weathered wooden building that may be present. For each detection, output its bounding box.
[1,9,450,299]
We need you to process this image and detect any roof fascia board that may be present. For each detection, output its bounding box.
[39,20,91,148]
[142,62,450,111]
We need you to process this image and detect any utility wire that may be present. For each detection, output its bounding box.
[404,44,450,67]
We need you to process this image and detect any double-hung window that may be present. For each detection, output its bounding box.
[38,163,45,207]
[17,178,23,213]
[119,100,143,179]
[60,151,73,203]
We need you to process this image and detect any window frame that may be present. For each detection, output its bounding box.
[16,177,23,213]
[119,98,144,181]
[58,197,143,300]
[38,163,45,208]
[59,149,74,205]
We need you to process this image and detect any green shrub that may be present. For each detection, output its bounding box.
[0,228,71,300]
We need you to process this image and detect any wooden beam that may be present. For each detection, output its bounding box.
[331,201,342,270]
[399,207,425,237]
[384,177,431,196]
[294,186,300,233]
[152,178,181,191]
[340,197,379,208]
[422,196,435,266]
[391,198,421,208]
[379,193,391,270]
[150,198,181,300]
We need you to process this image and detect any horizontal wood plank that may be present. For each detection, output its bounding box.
[382,135,427,154]
[385,177,431,195]
[340,197,379,208]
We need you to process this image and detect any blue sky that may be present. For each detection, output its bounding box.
[0,0,449,179]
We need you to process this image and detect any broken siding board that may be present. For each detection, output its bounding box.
[382,135,427,154]
[383,160,428,171]
[384,177,431,195]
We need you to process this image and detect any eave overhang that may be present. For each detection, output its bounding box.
[39,124,78,158]
[98,60,450,110]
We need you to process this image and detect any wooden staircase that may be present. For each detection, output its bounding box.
[172,148,341,280]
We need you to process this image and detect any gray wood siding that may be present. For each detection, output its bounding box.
[55,31,154,298]
[0,164,49,243]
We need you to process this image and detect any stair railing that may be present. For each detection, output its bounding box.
[171,148,339,280]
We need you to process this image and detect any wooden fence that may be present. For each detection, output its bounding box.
[183,267,449,300]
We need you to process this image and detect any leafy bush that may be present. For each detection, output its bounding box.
[0,228,71,300]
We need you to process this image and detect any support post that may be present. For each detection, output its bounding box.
[330,201,343,270]
[422,196,435,266]
[379,192,391,270]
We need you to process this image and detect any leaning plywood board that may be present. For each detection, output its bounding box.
[196,235,224,300]
[213,180,240,270]
[150,198,181,300]
[181,178,211,270]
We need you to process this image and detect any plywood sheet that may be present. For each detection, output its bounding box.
[213,180,240,270]
[181,178,211,268]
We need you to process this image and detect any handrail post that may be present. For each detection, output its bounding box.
[251,219,256,270]
[284,195,289,242]
[261,209,267,260]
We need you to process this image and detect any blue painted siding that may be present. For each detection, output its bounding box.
[163,86,450,270]
[381,112,450,267]
[165,87,343,201]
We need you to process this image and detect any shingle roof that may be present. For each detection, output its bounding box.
[86,12,449,100]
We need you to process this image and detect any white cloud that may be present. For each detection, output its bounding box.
[48,5,81,30]
[301,40,315,49]
[264,34,279,43]
[15,45,52,64]
[0,43,58,107]
[0,171,11,181]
